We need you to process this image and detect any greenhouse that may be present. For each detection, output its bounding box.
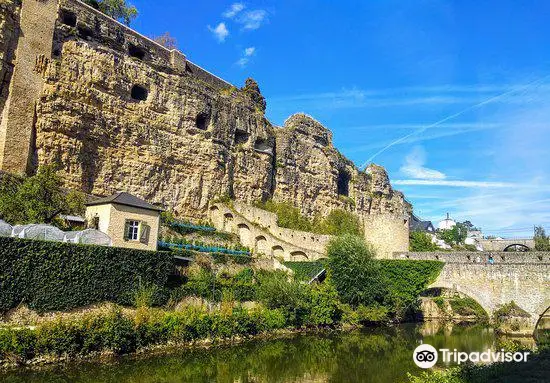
[0,220,12,237]
[64,229,112,246]
[15,224,66,242]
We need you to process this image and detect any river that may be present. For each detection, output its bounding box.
[2,322,527,383]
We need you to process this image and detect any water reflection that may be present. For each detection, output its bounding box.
[0,323,516,383]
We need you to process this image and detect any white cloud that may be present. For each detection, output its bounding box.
[235,47,256,68]
[208,22,229,42]
[236,57,249,68]
[393,180,519,188]
[244,46,256,56]
[399,146,446,180]
[237,10,268,30]
[223,3,246,18]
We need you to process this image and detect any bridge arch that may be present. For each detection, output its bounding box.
[503,244,530,252]
[427,281,494,318]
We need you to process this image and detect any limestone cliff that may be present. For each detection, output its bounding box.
[0,0,410,240]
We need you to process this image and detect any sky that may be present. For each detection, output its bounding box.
[128,0,550,237]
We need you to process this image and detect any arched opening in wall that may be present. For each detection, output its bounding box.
[535,306,550,341]
[272,245,284,259]
[128,44,147,60]
[337,169,350,196]
[503,244,530,252]
[196,113,210,130]
[209,205,219,212]
[237,223,252,247]
[60,10,77,27]
[255,236,268,255]
[131,85,148,102]
[290,251,308,261]
[234,129,250,145]
[419,287,489,321]
[223,213,234,232]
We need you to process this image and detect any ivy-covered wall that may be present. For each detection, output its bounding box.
[0,237,174,313]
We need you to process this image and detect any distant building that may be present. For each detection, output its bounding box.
[85,192,163,251]
[410,214,435,233]
[438,213,456,230]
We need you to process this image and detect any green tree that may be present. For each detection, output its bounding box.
[0,165,85,225]
[326,234,386,307]
[409,231,439,252]
[437,223,468,247]
[83,0,138,25]
[534,226,550,251]
[314,209,363,236]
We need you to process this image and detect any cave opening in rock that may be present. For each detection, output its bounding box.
[60,10,77,27]
[131,85,148,101]
[234,129,250,145]
[77,26,94,39]
[196,113,209,130]
[128,44,146,60]
[337,169,350,196]
[254,138,272,153]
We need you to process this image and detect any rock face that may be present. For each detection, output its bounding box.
[274,114,409,220]
[0,0,411,254]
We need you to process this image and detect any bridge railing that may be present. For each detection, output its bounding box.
[393,251,550,264]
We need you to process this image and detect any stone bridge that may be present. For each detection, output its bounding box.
[209,202,331,261]
[394,251,550,335]
[478,238,535,251]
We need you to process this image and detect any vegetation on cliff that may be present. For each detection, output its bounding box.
[254,200,362,235]
[82,0,138,25]
[534,226,550,251]
[409,231,439,252]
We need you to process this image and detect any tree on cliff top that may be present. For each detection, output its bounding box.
[152,32,178,50]
[83,0,138,25]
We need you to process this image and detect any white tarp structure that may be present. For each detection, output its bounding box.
[16,224,65,242]
[0,220,12,237]
[64,229,112,246]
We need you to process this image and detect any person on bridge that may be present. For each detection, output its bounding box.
[488,255,495,265]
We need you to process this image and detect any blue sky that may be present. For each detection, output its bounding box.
[129,0,550,237]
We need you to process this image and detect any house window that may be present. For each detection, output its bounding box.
[125,220,140,241]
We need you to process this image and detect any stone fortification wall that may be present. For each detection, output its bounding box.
[394,251,550,263]
[364,214,410,258]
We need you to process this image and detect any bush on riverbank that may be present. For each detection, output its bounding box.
[0,237,173,313]
[326,235,444,320]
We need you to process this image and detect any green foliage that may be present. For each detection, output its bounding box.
[255,200,313,232]
[0,165,86,226]
[314,209,362,236]
[0,237,173,313]
[255,201,362,235]
[448,297,487,319]
[378,260,444,319]
[326,234,386,307]
[83,0,138,25]
[283,261,326,281]
[410,231,439,252]
[0,305,288,363]
[355,304,389,324]
[437,223,468,247]
[534,226,550,251]
[305,282,342,326]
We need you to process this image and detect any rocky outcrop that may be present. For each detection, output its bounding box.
[274,113,409,220]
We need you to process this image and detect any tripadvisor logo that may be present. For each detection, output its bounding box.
[413,344,530,369]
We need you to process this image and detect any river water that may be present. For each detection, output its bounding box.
[0,322,540,383]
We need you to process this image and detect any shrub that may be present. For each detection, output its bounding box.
[355,304,389,324]
[304,282,342,327]
[0,237,173,313]
[255,200,313,232]
[314,209,362,236]
[326,235,386,307]
[409,231,439,252]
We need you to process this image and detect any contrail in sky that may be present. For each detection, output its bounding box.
[361,75,550,169]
